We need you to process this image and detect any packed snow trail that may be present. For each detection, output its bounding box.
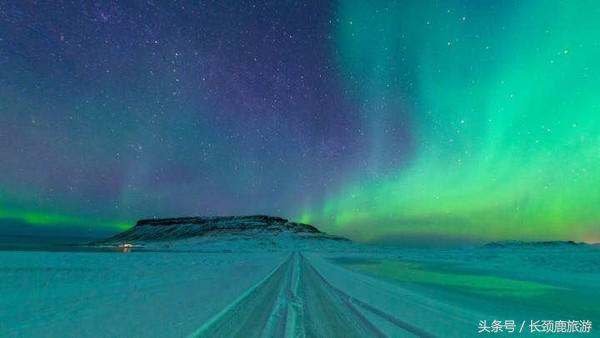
[189,252,435,338]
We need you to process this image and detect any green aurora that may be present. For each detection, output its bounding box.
[301,0,600,243]
[1,0,599,244]
[0,208,131,232]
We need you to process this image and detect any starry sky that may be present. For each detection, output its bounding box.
[1,1,599,243]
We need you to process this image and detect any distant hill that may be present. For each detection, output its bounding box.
[483,240,587,248]
[97,215,349,249]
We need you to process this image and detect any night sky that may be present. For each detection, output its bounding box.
[1,1,599,243]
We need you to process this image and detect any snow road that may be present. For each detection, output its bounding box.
[189,252,451,337]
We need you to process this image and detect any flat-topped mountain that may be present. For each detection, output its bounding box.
[101,215,348,245]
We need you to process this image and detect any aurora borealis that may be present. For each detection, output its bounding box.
[1,1,599,243]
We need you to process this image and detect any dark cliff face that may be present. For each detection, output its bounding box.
[101,215,338,243]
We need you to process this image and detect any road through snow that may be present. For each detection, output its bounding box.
[189,252,435,338]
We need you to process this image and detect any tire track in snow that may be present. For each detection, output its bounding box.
[187,254,294,338]
[300,253,435,338]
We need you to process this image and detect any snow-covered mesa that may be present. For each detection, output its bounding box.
[97,215,352,251]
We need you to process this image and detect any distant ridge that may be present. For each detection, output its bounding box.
[483,240,586,248]
[99,215,347,244]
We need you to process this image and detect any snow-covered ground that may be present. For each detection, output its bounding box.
[1,243,598,337]
[0,249,287,337]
